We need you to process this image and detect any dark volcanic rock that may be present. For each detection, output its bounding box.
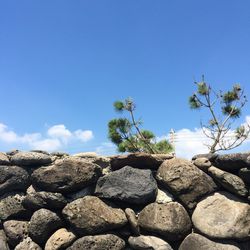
[31,157,102,193]
[66,234,125,250]
[95,166,158,205]
[138,202,192,242]
[110,152,174,170]
[11,152,52,166]
[62,196,127,235]
[239,168,250,185]
[0,165,30,196]
[28,208,63,245]
[0,153,10,165]
[157,158,217,210]
[0,230,9,250]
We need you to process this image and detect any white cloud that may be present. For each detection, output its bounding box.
[48,125,72,143]
[31,138,61,151]
[95,142,117,155]
[74,130,94,142]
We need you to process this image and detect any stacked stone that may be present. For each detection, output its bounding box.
[0,150,249,250]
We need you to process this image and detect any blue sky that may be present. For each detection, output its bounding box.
[0,1,250,158]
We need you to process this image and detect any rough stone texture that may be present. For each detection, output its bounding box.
[22,191,67,211]
[66,185,95,202]
[15,237,42,250]
[128,235,173,250]
[44,228,76,250]
[3,220,28,247]
[0,230,9,250]
[192,153,218,161]
[28,208,63,245]
[213,153,250,172]
[157,158,217,209]
[66,234,125,250]
[156,188,174,204]
[179,233,241,250]
[138,202,192,241]
[193,157,211,172]
[95,166,158,205]
[125,208,140,236]
[0,194,30,220]
[239,168,250,185]
[192,192,250,240]
[62,196,127,235]
[0,165,30,196]
[31,157,102,193]
[110,152,174,170]
[208,166,248,197]
[0,153,10,165]
[11,152,52,166]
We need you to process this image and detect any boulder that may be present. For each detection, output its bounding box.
[156,188,174,204]
[0,230,9,250]
[208,166,248,197]
[11,152,52,166]
[3,220,28,247]
[157,158,217,209]
[0,166,30,196]
[128,235,173,250]
[44,228,76,250]
[138,202,192,241]
[125,208,140,235]
[179,233,241,250]
[193,157,211,172]
[110,152,174,170]
[28,208,63,245]
[192,153,218,161]
[239,168,250,185]
[66,234,125,250]
[0,194,30,220]
[73,153,110,168]
[22,191,67,210]
[31,157,102,193]
[62,196,127,235]
[95,166,158,204]
[66,185,95,202]
[192,192,250,240]
[14,237,42,250]
[0,153,10,165]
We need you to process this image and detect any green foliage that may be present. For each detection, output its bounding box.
[108,98,173,154]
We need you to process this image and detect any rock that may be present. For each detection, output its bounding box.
[239,168,250,185]
[193,157,211,172]
[62,196,127,235]
[0,194,30,220]
[44,228,76,250]
[179,233,241,250]
[213,153,250,172]
[66,234,125,250]
[157,158,217,209]
[192,153,218,161]
[50,152,69,157]
[138,202,192,241]
[14,237,42,250]
[22,191,67,211]
[128,235,173,250]
[3,220,28,247]
[95,166,158,205]
[66,185,95,202]
[31,157,102,193]
[73,153,110,168]
[0,166,30,196]
[110,152,174,170]
[156,188,174,204]
[29,208,63,245]
[11,152,52,166]
[6,149,19,156]
[0,230,9,250]
[0,153,10,165]
[125,208,140,235]
[192,192,250,240]
[208,166,248,197]
[30,150,50,155]
[26,185,38,195]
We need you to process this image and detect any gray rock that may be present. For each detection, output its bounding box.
[66,185,95,202]
[66,234,125,250]
[11,152,52,166]
[193,157,211,172]
[138,202,192,241]
[73,153,110,168]
[179,233,241,250]
[95,166,158,204]
[22,191,67,211]
[0,230,9,250]
[0,153,10,165]
[62,196,127,235]
[192,192,250,240]
[239,168,250,185]
[31,157,102,193]
[208,166,248,197]
[14,237,42,250]
[29,208,63,245]
[129,235,173,250]
[157,158,217,210]
[110,152,174,170]
[192,153,218,161]
[125,208,140,236]
[156,188,174,204]
[3,220,28,247]
[0,166,30,196]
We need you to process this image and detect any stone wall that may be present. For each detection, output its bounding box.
[0,150,250,250]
